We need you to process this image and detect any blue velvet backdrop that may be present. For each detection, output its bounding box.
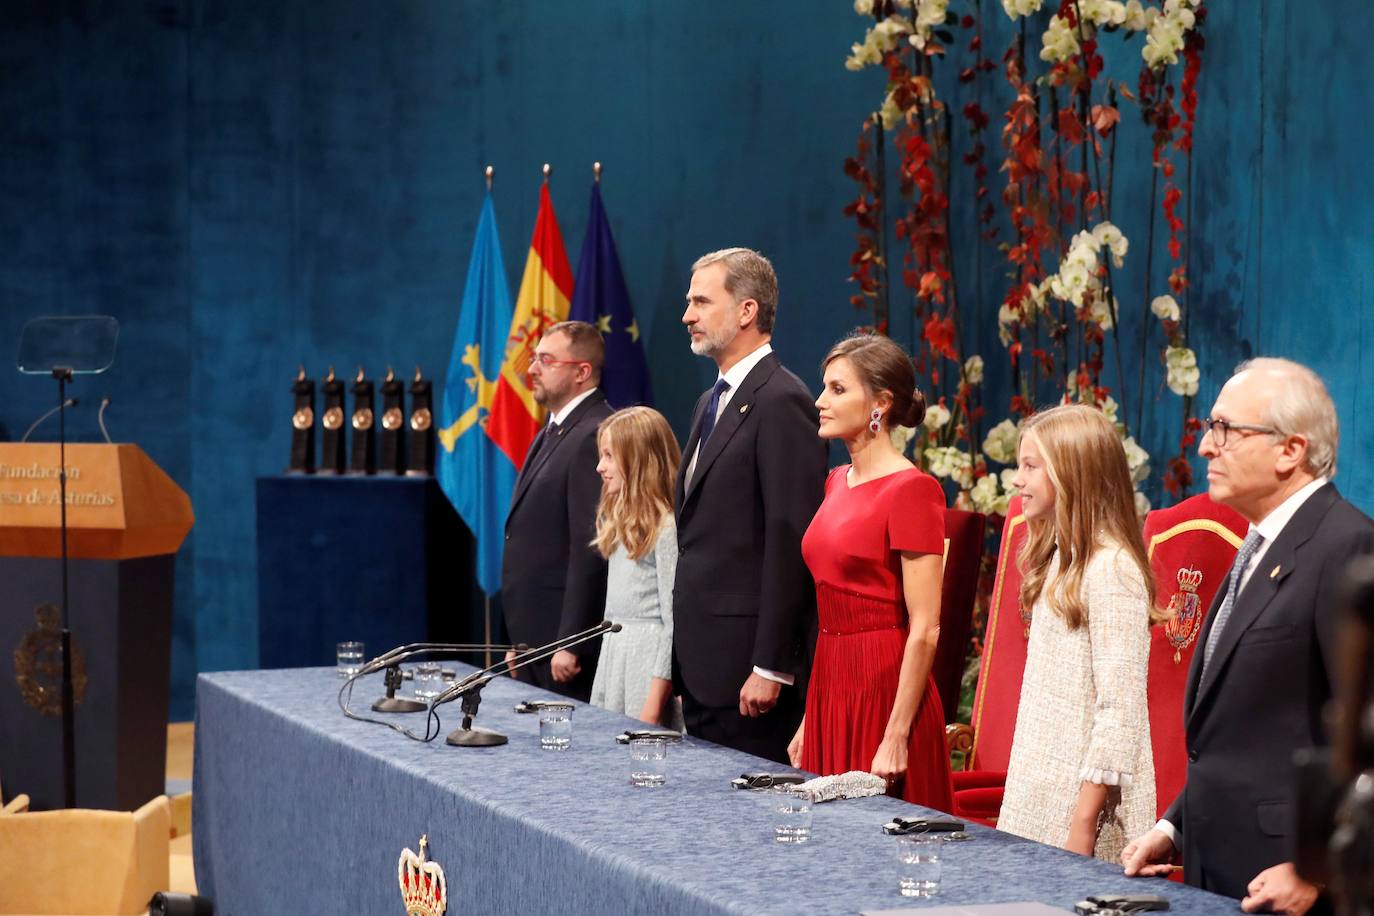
[2,1,1371,718]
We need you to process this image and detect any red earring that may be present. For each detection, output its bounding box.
[869,409,882,434]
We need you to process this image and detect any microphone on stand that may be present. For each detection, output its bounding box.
[368,642,524,714]
[337,641,525,716]
[432,621,622,748]
[21,398,77,442]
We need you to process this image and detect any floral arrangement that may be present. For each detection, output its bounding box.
[844,0,1208,521]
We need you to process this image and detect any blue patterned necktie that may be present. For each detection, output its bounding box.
[698,378,731,446]
[1201,530,1264,676]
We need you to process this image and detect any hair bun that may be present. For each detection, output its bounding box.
[904,389,926,428]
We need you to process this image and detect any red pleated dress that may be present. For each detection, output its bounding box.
[799,465,955,812]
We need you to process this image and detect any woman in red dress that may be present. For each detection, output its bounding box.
[787,332,954,812]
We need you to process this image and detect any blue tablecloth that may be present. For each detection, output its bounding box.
[193,667,1237,914]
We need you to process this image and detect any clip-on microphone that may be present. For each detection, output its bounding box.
[433,621,621,747]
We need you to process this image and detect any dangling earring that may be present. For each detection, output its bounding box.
[869,408,883,434]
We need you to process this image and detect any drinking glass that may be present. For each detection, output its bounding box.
[895,834,942,897]
[336,641,364,678]
[538,703,574,750]
[771,786,814,844]
[412,663,443,699]
[627,736,667,786]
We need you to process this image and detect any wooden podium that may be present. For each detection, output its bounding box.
[0,443,193,811]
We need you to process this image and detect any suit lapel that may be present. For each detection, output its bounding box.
[682,354,779,505]
[676,390,711,517]
[1185,484,1338,727]
[507,390,607,520]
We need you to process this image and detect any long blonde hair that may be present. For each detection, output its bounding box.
[1017,404,1155,629]
[592,407,681,561]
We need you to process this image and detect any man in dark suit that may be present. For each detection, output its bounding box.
[673,247,826,763]
[1123,358,1374,914]
[501,320,614,701]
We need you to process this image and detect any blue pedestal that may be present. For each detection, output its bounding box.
[0,555,174,811]
[255,475,487,669]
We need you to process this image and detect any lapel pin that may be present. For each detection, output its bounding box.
[1270,564,1280,579]
[739,404,749,414]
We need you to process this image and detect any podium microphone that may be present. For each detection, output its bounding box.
[433,621,622,748]
[97,397,112,444]
[20,398,77,442]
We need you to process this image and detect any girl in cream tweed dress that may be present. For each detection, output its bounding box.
[997,405,1157,863]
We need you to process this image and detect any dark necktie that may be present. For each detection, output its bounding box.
[698,378,731,446]
[523,420,559,472]
[1200,529,1264,679]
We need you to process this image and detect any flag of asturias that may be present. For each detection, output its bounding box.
[569,181,653,408]
[487,182,575,468]
[435,192,516,596]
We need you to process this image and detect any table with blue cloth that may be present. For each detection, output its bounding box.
[193,666,1235,914]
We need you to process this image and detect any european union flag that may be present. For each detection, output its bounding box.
[436,193,516,596]
[570,182,653,408]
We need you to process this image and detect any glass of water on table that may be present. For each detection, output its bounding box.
[895,834,942,896]
[770,786,815,843]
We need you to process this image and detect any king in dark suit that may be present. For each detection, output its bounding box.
[501,321,615,701]
[1124,358,1374,914]
[672,248,826,763]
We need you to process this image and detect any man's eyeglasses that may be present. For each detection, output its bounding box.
[531,354,588,370]
[1201,417,1285,448]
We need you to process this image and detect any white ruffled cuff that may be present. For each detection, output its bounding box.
[1080,766,1133,786]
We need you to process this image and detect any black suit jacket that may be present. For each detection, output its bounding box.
[500,390,613,662]
[672,352,826,708]
[1163,483,1374,898]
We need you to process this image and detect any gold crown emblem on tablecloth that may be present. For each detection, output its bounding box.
[398,835,446,916]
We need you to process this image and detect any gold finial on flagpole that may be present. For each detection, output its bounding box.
[326,366,336,383]
[543,162,551,183]
[385,366,395,383]
[485,165,493,190]
[356,365,365,383]
[297,364,306,381]
[415,365,423,382]
[593,161,602,183]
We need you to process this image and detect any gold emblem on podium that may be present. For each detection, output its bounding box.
[292,406,314,430]
[1163,566,1205,664]
[352,408,374,431]
[323,406,344,430]
[14,604,89,716]
[410,408,432,432]
[382,407,404,431]
[398,835,447,916]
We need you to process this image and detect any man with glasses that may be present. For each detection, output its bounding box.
[501,320,613,700]
[1123,358,1374,914]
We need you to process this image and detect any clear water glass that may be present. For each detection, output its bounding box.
[412,663,442,699]
[628,736,667,786]
[336,641,364,678]
[538,703,574,750]
[771,786,814,844]
[896,834,942,896]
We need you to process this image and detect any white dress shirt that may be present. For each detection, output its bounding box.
[548,387,599,427]
[1156,475,1330,845]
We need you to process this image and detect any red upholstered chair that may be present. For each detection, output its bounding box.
[945,496,1031,825]
[1142,493,1247,819]
[933,509,988,724]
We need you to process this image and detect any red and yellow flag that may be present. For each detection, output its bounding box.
[486,182,575,468]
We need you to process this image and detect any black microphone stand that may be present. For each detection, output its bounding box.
[434,621,621,748]
[54,366,76,808]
